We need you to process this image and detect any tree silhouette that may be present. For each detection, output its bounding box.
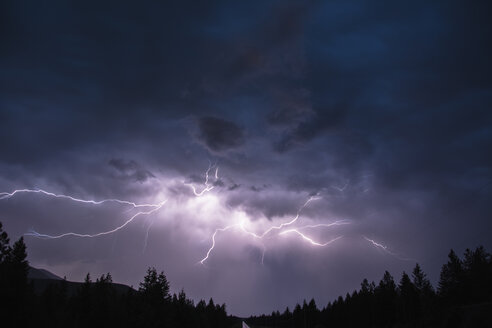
[438,249,465,304]
[374,270,397,326]
[0,225,30,325]
[462,246,492,303]
[2,221,492,328]
[398,271,419,322]
[139,267,170,302]
[412,263,433,294]
[292,303,303,328]
[0,222,10,290]
[0,222,10,263]
[247,246,492,328]
[411,263,436,325]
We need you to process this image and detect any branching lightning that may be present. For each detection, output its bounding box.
[0,188,167,242]
[257,195,321,238]
[280,230,343,247]
[331,181,349,193]
[198,196,349,264]
[199,224,239,264]
[24,200,167,239]
[0,165,414,266]
[295,220,351,230]
[0,164,219,241]
[186,163,219,196]
[0,189,160,208]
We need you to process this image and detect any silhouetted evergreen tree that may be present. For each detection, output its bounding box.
[283,306,292,319]
[462,246,492,303]
[292,303,303,328]
[305,298,319,328]
[0,222,10,293]
[0,227,30,325]
[374,270,397,326]
[438,249,465,305]
[3,221,492,328]
[412,263,436,325]
[139,267,170,303]
[0,222,10,263]
[397,271,419,323]
[137,267,171,327]
[357,278,375,326]
[248,246,492,328]
[412,263,433,294]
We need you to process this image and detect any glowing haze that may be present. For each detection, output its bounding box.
[1,0,491,316]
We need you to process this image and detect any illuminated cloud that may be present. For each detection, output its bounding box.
[0,0,491,318]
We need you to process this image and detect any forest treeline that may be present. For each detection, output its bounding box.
[1,220,491,327]
[0,222,232,328]
[248,247,492,328]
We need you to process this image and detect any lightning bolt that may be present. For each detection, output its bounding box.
[0,189,160,208]
[1,165,414,267]
[295,220,351,230]
[24,200,167,239]
[331,181,349,193]
[199,224,239,265]
[0,164,217,240]
[260,244,266,265]
[143,220,155,253]
[198,196,347,264]
[363,236,416,262]
[1,165,230,261]
[257,195,321,238]
[280,230,343,247]
[186,163,219,196]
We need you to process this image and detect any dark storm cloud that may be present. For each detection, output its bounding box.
[273,107,347,152]
[108,158,155,183]
[228,183,241,191]
[226,189,306,220]
[213,180,225,187]
[195,116,245,153]
[1,0,492,317]
[267,101,313,127]
[250,185,269,192]
[0,0,224,165]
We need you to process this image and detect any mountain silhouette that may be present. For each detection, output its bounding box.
[28,266,63,280]
[28,266,134,296]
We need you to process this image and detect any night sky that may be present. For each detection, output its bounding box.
[1,0,491,316]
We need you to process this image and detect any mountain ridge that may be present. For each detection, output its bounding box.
[28,266,135,296]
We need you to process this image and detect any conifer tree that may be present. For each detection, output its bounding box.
[438,249,464,304]
[139,267,170,302]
